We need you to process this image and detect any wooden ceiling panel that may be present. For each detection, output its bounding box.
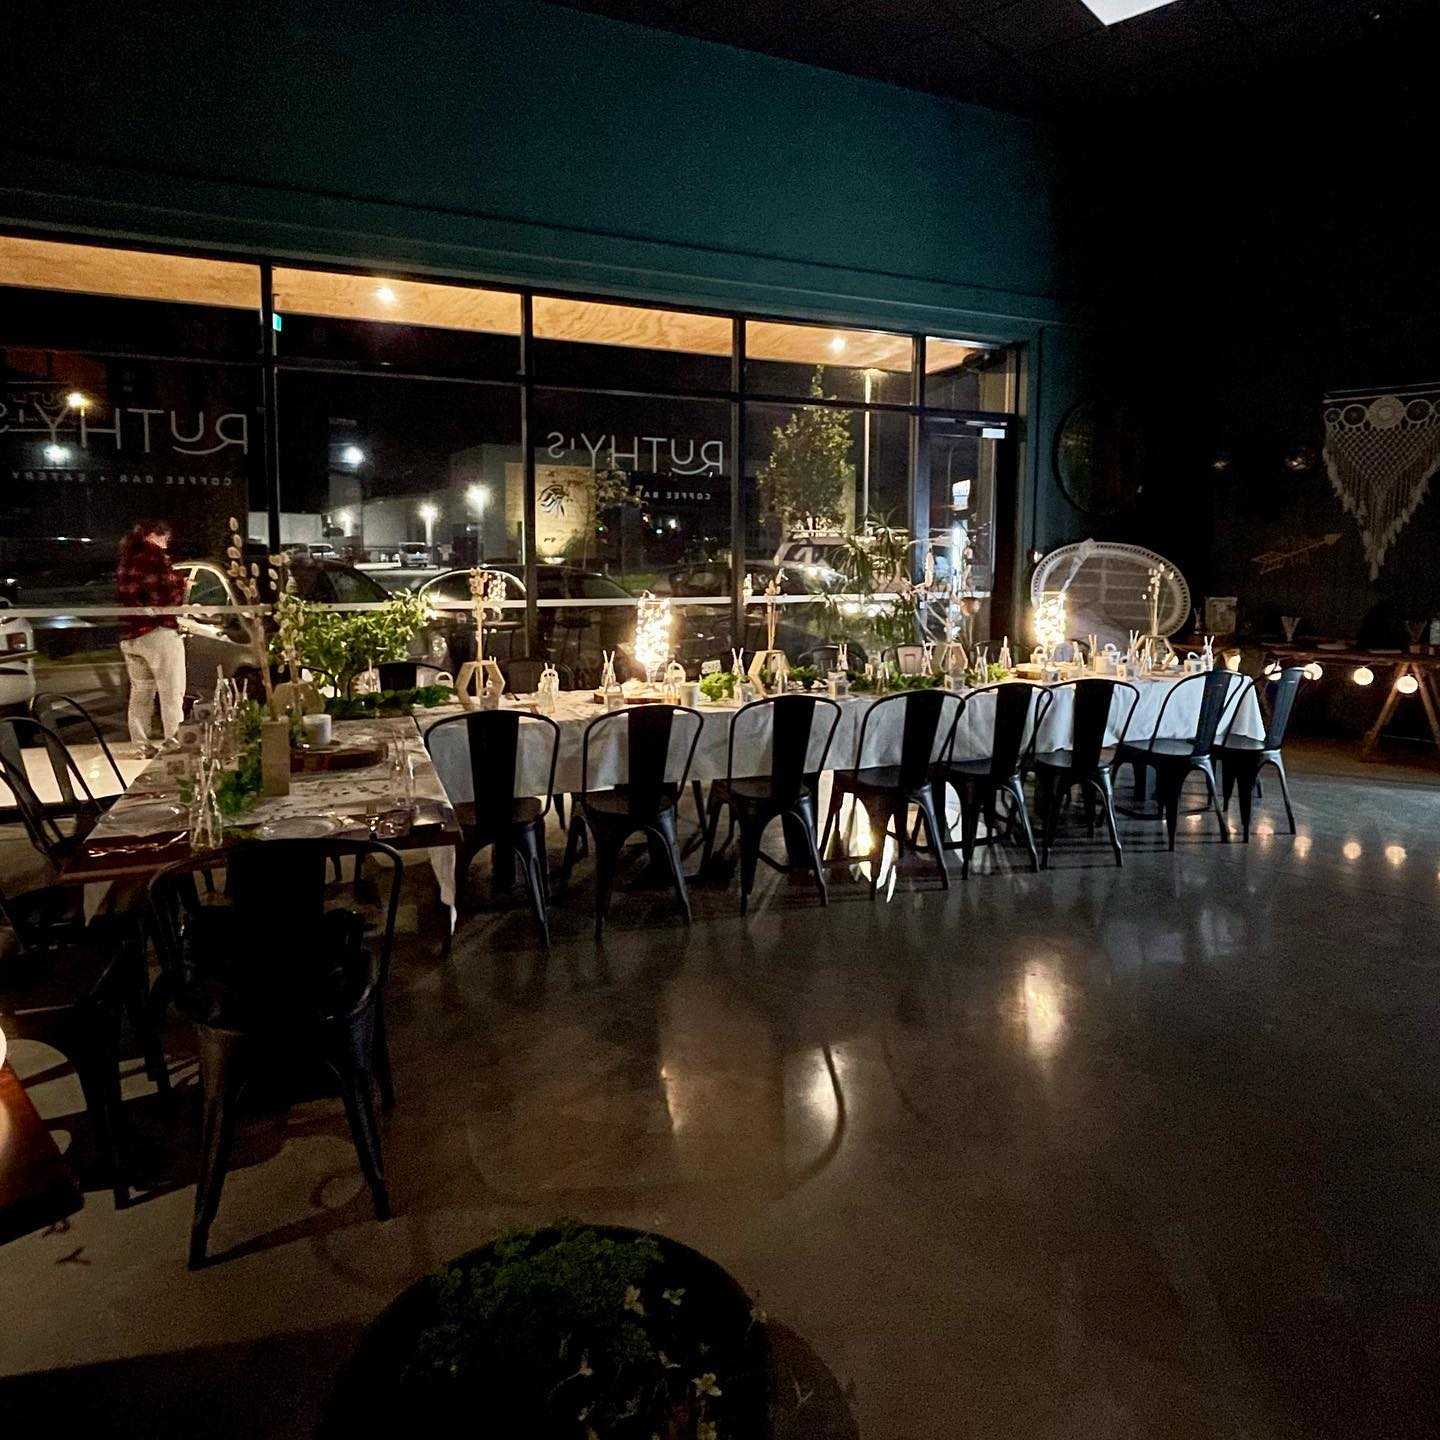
[0,235,259,308]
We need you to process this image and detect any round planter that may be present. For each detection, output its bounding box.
[322,1226,769,1439]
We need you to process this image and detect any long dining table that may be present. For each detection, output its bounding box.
[63,718,462,908]
[417,672,1267,804]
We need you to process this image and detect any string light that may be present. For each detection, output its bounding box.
[1352,666,1375,686]
[1032,591,1068,654]
[633,591,673,687]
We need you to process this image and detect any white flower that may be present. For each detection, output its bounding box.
[693,1372,722,1397]
[623,1284,645,1315]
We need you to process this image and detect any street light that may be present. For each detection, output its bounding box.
[466,484,490,563]
[341,444,365,467]
[418,501,439,555]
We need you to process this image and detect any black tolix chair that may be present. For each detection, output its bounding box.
[820,688,963,896]
[148,837,402,1267]
[935,681,1050,877]
[698,693,842,914]
[1033,677,1140,867]
[559,704,703,940]
[1218,666,1304,841]
[424,708,561,946]
[1114,667,1236,849]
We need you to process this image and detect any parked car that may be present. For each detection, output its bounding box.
[414,563,637,687]
[172,554,395,704]
[292,542,339,560]
[664,559,856,669]
[0,599,37,712]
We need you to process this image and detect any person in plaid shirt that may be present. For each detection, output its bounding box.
[116,518,187,747]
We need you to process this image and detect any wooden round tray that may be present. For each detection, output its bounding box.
[291,742,386,774]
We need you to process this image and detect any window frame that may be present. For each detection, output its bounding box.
[0,228,1022,655]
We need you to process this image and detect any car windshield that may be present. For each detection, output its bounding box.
[292,564,390,604]
[424,570,524,605]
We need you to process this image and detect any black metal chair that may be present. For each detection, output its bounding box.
[819,688,962,896]
[376,660,447,691]
[424,709,561,946]
[1033,678,1140,867]
[1218,666,1304,841]
[148,837,402,1267]
[795,644,841,674]
[559,704,703,939]
[30,693,128,809]
[1114,667,1235,849]
[936,681,1050,877]
[0,715,107,866]
[698,694,841,914]
[1,880,168,1204]
[501,656,574,693]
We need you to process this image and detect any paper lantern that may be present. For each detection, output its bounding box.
[1396,673,1420,695]
[1303,662,1323,681]
[1352,666,1375,686]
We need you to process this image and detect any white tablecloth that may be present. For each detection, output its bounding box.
[83,718,459,907]
[418,674,1264,801]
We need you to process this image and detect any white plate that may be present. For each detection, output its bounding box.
[115,799,187,834]
[255,815,343,840]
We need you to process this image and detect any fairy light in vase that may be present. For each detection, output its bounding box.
[634,590,673,687]
[1033,591,1067,656]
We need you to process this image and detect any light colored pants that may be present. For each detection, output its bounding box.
[120,626,185,743]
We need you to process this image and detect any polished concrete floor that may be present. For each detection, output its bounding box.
[2,741,1439,1438]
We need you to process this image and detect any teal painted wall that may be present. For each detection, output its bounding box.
[1,0,1082,605]
[0,0,1069,340]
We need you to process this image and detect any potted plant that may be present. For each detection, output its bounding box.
[324,1224,770,1438]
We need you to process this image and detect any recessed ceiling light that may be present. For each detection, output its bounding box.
[1080,0,1177,24]
[374,284,398,305]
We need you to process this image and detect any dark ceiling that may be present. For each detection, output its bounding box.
[540,0,1424,114]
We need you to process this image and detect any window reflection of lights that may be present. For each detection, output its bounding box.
[1255,822,1274,838]
[374,284,397,306]
[340,444,365,466]
[65,390,88,410]
[43,443,68,463]
[1385,844,1406,866]
[828,335,847,354]
[1342,841,1362,860]
[1293,834,1311,858]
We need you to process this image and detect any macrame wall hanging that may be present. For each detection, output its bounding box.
[1323,384,1440,577]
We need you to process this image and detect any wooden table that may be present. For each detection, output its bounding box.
[60,719,463,912]
[1264,644,1440,757]
[0,1062,81,1246]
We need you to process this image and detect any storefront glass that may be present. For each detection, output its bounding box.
[1,233,1017,729]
